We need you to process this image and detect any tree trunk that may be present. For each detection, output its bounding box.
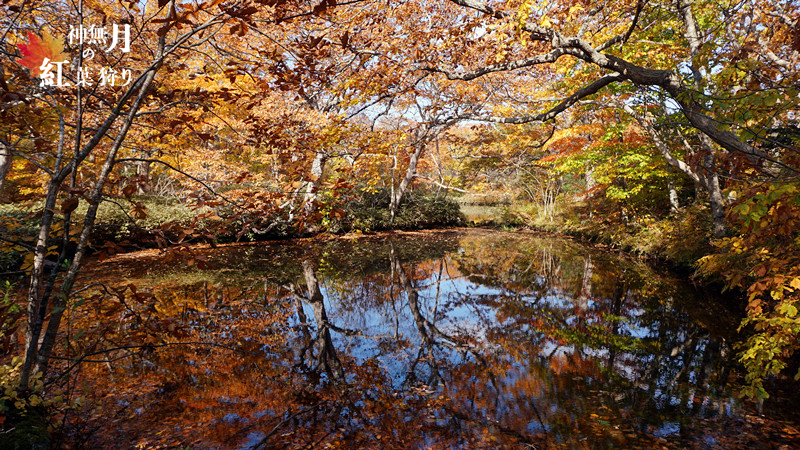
[621,102,726,237]
[679,0,726,238]
[302,151,327,223]
[705,166,726,238]
[391,139,425,222]
[136,157,150,194]
[668,178,680,213]
[585,165,595,192]
[0,145,11,196]
[27,67,160,382]
[19,183,61,389]
[17,1,233,388]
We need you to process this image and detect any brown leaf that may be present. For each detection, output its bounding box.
[122,184,137,198]
[61,197,80,214]
[793,20,800,52]
[312,0,328,15]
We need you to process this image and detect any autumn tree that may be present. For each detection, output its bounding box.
[414,0,799,395]
[1,0,361,392]
[415,0,798,237]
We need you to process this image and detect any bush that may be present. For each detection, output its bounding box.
[697,184,800,399]
[0,358,54,449]
[327,189,464,233]
[86,196,206,238]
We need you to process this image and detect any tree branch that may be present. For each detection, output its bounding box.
[422,50,565,81]
[442,0,776,162]
[464,73,625,124]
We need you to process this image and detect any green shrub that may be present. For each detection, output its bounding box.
[0,358,54,450]
[0,203,44,273]
[327,189,464,233]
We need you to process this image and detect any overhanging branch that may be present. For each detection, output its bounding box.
[442,0,776,163]
[464,73,625,124]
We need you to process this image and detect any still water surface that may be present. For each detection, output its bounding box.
[72,229,762,448]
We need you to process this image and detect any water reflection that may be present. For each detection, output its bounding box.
[66,230,751,448]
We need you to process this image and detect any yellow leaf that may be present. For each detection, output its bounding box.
[22,253,34,269]
[569,5,584,16]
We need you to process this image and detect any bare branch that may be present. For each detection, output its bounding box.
[465,73,625,124]
[422,50,565,81]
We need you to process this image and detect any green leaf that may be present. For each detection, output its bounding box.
[763,91,779,107]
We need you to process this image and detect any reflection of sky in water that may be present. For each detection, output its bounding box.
[320,273,500,386]
[265,233,740,443]
[72,230,776,448]
[314,266,662,392]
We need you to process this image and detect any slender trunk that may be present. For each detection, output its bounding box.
[391,140,425,222]
[705,166,726,238]
[679,0,726,238]
[0,145,11,195]
[621,102,726,236]
[302,151,327,226]
[19,0,225,385]
[19,109,70,388]
[19,183,61,388]
[136,156,150,194]
[668,178,680,213]
[33,67,159,378]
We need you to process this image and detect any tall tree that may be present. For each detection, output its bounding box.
[419,0,799,236]
[1,0,340,388]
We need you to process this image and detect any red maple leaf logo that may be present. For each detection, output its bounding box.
[16,30,69,77]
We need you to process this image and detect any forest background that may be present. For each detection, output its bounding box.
[0,0,798,441]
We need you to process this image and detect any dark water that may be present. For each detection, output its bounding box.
[68,229,774,448]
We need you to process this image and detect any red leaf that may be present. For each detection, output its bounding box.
[16,30,69,76]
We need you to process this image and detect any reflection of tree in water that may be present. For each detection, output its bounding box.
[278,232,744,446]
[449,232,739,443]
[391,247,445,388]
[287,260,344,381]
[64,231,762,448]
[281,249,536,446]
[389,245,549,445]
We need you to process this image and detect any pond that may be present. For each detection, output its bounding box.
[63,229,795,448]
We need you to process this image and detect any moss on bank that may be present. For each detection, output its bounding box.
[0,190,464,272]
